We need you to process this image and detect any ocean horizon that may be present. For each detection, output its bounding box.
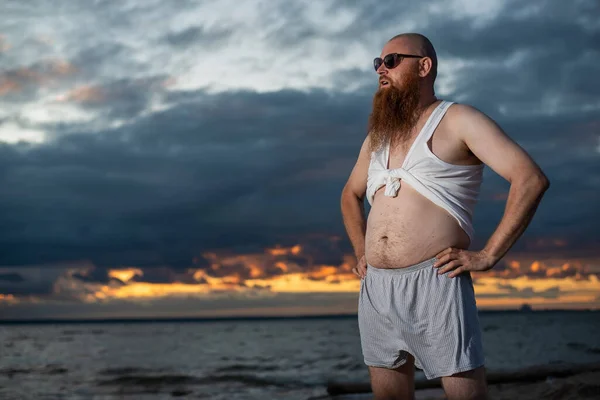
[2,308,599,325]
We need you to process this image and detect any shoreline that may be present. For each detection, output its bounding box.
[324,361,600,399]
[1,309,599,325]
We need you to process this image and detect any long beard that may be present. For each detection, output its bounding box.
[367,68,421,152]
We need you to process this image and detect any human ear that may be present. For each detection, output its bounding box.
[419,57,432,78]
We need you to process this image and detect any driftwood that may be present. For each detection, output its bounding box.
[326,362,600,396]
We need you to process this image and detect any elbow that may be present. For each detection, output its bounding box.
[512,170,549,195]
[535,171,550,193]
[340,185,353,205]
[341,184,364,205]
[527,171,550,195]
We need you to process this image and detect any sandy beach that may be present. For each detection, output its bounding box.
[327,362,600,400]
[483,369,600,400]
[415,369,600,400]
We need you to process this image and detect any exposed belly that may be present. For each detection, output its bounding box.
[365,183,471,269]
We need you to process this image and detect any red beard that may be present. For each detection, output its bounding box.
[367,65,422,152]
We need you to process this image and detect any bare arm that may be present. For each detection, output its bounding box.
[435,105,550,276]
[434,104,550,278]
[341,136,371,275]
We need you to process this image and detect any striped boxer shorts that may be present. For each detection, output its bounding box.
[358,257,485,380]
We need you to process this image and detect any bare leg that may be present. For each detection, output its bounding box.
[368,352,415,400]
[440,365,488,400]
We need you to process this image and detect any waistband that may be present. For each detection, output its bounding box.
[366,257,437,276]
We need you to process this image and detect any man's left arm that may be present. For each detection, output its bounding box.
[434,104,550,278]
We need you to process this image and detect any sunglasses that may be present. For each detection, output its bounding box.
[373,53,424,71]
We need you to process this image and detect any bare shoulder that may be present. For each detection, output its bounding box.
[445,103,496,130]
[446,102,478,117]
[444,102,546,183]
[444,102,509,145]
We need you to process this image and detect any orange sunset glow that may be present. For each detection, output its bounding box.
[2,242,599,316]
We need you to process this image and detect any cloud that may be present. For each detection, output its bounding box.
[162,26,233,48]
[0,290,361,320]
[0,272,24,282]
[484,283,562,299]
[3,238,596,307]
[72,267,125,285]
[0,266,67,296]
[1,84,597,268]
[478,257,599,281]
[0,239,358,304]
[0,0,598,318]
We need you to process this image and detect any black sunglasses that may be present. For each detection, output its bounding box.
[373,53,424,71]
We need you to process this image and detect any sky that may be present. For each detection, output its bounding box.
[0,0,599,320]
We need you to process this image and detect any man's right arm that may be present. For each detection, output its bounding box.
[340,136,371,277]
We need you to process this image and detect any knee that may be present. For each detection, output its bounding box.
[445,386,488,400]
[442,366,488,400]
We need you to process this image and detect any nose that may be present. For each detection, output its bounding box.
[378,68,388,79]
[376,63,387,75]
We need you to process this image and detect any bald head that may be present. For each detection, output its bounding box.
[387,33,438,83]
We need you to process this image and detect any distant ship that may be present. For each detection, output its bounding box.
[519,304,533,312]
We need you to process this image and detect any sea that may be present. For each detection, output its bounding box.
[1,310,599,400]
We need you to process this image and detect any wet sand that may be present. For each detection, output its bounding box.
[417,369,600,399]
[327,362,600,400]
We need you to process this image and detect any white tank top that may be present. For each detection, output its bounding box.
[366,100,484,241]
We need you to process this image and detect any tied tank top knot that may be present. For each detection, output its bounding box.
[366,100,484,241]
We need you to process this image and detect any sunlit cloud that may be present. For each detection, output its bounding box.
[0,121,46,144]
[108,268,143,283]
[0,294,17,303]
[20,99,97,124]
[481,255,598,281]
[2,241,599,316]
[266,245,302,257]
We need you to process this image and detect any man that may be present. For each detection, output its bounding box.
[340,33,549,400]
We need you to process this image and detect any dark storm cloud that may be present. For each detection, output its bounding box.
[0,273,24,282]
[129,267,178,284]
[162,26,233,48]
[430,1,599,59]
[294,236,349,269]
[68,77,169,120]
[72,267,124,285]
[66,42,132,84]
[203,262,254,280]
[477,283,561,299]
[428,2,599,117]
[0,84,597,270]
[313,0,600,114]
[0,268,64,296]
